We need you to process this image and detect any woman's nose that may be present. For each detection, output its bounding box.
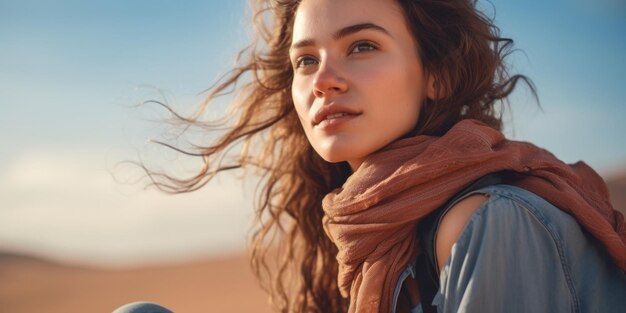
[312,61,348,98]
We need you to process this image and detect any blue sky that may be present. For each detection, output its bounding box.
[0,0,625,265]
[1,1,247,155]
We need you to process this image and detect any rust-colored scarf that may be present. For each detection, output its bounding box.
[322,119,626,313]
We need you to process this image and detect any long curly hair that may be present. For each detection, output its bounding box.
[140,0,537,312]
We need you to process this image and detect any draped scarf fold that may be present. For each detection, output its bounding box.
[321,119,626,313]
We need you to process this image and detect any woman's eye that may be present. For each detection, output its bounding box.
[295,56,318,68]
[349,42,377,54]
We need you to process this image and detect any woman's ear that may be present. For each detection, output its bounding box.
[426,74,440,101]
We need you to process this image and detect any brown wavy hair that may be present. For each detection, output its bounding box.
[139,0,537,312]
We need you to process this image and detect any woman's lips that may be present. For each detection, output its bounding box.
[312,104,361,127]
[314,112,360,131]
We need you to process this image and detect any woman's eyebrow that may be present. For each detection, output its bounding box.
[290,22,391,51]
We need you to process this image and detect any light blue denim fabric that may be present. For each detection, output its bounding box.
[425,184,626,313]
[392,261,423,313]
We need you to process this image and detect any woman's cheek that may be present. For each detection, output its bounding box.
[291,82,309,123]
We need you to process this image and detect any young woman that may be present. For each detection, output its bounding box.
[114,0,626,312]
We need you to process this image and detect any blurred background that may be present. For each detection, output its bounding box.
[0,0,625,312]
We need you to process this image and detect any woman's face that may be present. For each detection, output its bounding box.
[290,0,433,171]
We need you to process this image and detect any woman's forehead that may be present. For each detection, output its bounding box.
[292,0,406,43]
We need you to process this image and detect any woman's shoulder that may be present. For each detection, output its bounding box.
[433,184,626,312]
[435,183,585,274]
[460,184,584,239]
[437,184,577,244]
[435,193,490,270]
[437,186,530,258]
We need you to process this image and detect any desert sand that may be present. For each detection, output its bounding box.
[0,252,272,313]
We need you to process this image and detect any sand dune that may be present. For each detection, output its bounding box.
[0,252,272,313]
[606,172,626,216]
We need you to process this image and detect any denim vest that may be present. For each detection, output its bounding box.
[391,183,626,313]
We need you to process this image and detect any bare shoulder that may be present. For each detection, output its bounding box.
[435,194,490,271]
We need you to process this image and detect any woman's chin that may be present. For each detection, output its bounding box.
[314,151,361,170]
